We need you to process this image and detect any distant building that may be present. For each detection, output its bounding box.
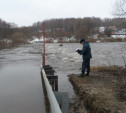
[46,38,54,43]
[108,26,117,34]
[112,28,126,38]
[31,37,43,43]
[118,29,126,34]
[93,34,99,39]
[99,27,106,33]
[99,26,117,34]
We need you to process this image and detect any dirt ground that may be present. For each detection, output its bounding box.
[69,66,126,113]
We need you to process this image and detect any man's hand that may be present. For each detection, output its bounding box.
[77,50,81,53]
[76,48,81,53]
[76,48,79,52]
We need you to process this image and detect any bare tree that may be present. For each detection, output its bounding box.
[113,0,126,16]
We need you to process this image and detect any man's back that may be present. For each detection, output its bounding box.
[81,41,92,59]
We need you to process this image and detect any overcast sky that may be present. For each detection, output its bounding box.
[0,0,116,27]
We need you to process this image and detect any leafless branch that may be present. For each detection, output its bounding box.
[113,0,126,16]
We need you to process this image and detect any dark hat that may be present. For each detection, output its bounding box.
[80,39,85,43]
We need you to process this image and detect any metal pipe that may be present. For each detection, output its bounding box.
[41,69,62,113]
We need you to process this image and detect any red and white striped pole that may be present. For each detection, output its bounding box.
[43,23,46,66]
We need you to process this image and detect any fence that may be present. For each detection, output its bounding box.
[41,68,62,113]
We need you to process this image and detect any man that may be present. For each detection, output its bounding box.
[76,39,92,77]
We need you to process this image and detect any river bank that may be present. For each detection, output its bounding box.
[0,42,23,50]
[69,66,126,113]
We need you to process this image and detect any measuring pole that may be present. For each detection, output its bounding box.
[43,23,46,66]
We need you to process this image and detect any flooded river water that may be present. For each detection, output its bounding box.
[0,44,46,113]
[0,42,125,113]
[46,42,126,98]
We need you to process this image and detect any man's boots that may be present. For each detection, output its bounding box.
[78,72,84,77]
[85,72,89,76]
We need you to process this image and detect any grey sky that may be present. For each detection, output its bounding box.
[0,0,116,27]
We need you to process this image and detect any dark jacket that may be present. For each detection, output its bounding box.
[79,41,92,59]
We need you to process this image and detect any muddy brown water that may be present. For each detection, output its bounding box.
[0,42,126,113]
[0,44,46,113]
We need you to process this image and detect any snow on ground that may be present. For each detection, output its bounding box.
[29,37,43,43]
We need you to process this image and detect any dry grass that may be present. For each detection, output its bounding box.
[91,66,126,77]
[91,65,121,72]
[69,65,126,113]
[87,38,97,42]
[0,41,8,49]
[100,38,126,42]
[0,41,7,45]
[91,66,126,102]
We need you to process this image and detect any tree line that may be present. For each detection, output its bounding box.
[32,17,126,39]
[0,17,126,43]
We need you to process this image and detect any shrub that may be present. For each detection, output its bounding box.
[11,32,27,44]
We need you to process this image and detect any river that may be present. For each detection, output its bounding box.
[0,44,46,113]
[0,42,126,113]
[45,42,126,98]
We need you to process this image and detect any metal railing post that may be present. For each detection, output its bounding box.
[41,68,62,113]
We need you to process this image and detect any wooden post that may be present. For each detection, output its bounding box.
[55,80,58,91]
